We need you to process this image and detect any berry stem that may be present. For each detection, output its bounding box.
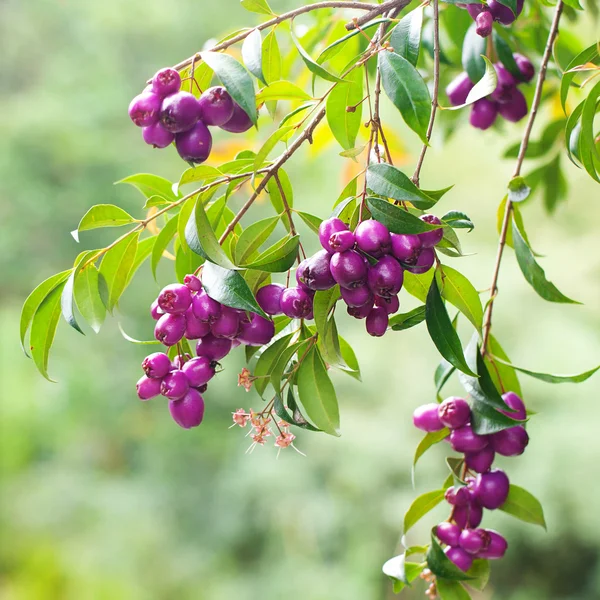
[481,0,564,353]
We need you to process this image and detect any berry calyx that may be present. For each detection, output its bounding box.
[438,397,471,429]
[367,256,404,298]
[390,233,422,265]
[418,215,444,248]
[151,68,182,97]
[157,284,192,314]
[477,530,508,559]
[296,250,336,291]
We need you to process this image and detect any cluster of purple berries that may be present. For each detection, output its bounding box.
[128,67,252,163]
[136,273,275,429]
[464,0,524,38]
[447,54,534,130]
[413,392,529,572]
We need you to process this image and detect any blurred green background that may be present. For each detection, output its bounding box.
[1,1,599,599]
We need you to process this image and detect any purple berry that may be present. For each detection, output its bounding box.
[475,10,494,37]
[155,313,187,346]
[436,522,461,547]
[419,215,444,248]
[142,352,172,379]
[196,333,232,361]
[390,233,422,265]
[413,403,445,432]
[319,218,349,253]
[473,469,510,509]
[142,122,175,148]
[406,247,435,275]
[296,250,336,291]
[501,391,527,420]
[330,250,368,289]
[160,91,201,133]
[192,291,222,323]
[489,0,523,24]
[450,425,489,453]
[184,273,202,292]
[198,86,235,126]
[514,53,535,82]
[175,120,213,164]
[329,230,355,253]
[366,306,389,337]
[445,547,473,572]
[238,313,275,346]
[446,72,474,106]
[152,68,182,97]
[172,353,191,370]
[467,3,487,18]
[354,220,391,257]
[181,356,216,387]
[184,309,211,340]
[470,98,498,130]
[498,87,528,122]
[477,530,508,559]
[459,529,490,555]
[341,285,373,308]
[453,499,483,529]
[129,91,162,127]
[465,446,496,473]
[491,64,517,104]
[445,485,471,507]
[375,294,400,315]
[219,103,253,133]
[438,397,471,429]
[491,426,529,456]
[136,375,162,400]
[151,299,164,320]
[161,370,190,400]
[256,284,285,316]
[347,302,373,319]
[211,306,241,339]
[367,256,404,298]
[158,284,192,314]
[169,388,205,429]
[280,286,313,319]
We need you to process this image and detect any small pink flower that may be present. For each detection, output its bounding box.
[252,433,267,446]
[232,408,249,427]
[275,431,296,448]
[238,367,253,392]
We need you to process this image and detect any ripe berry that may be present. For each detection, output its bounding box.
[466,2,487,19]
[390,233,422,265]
[151,68,182,97]
[142,123,175,148]
[319,218,349,253]
[158,284,192,314]
[453,499,483,529]
[406,247,435,275]
[175,120,213,163]
[161,369,190,400]
[136,375,162,400]
[160,91,201,133]
[151,299,164,320]
[375,294,400,315]
[475,10,493,37]
[183,273,202,292]
[341,285,373,308]
[169,388,205,429]
[514,53,535,82]
[129,92,162,127]
[347,302,373,320]
[501,391,527,420]
[446,72,474,106]
[142,352,172,379]
[181,356,216,387]
[330,250,368,289]
[172,353,191,369]
[489,0,523,24]
[256,284,285,316]
[438,397,471,429]
[366,306,389,337]
[413,403,444,432]
[198,86,235,126]
[192,291,222,323]
[459,529,490,555]
[470,98,498,130]
[436,522,461,547]
[419,215,444,248]
[238,313,275,346]
[491,64,517,104]
[211,306,241,339]
[473,469,510,509]
[367,256,404,298]
[465,446,496,473]
[329,230,355,253]
[450,425,489,453]
[280,286,314,319]
[445,547,473,572]
[196,333,232,361]
[184,309,211,340]
[477,530,508,559]
[498,87,528,122]
[354,220,391,257]
[445,485,471,507]
[155,313,187,346]
[491,426,529,456]
[220,103,253,133]
[296,250,336,291]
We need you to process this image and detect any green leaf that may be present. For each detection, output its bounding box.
[486,335,522,397]
[404,489,445,534]
[74,264,106,334]
[367,198,442,234]
[74,204,137,241]
[326,63,363,150]
[261,29,281,85]
[437,580,472,600]
[462,23,487,83]
[256,80,312,103]
[366,163,438,209]
[234,216,279,264]
[241,235,300,272]
[512,218,579,304]
[427,532,474,581]
[338,335,361,380]
[491,357,600,384]
[465,559,491,591]
[413,429,450,471]
[116,173,177,202]
[242,29,266,86]
[297,346,341,436]
[435,359,455,399]
[177,165,224,190]
[201,262,266,317]
[500,484,547,529]
[493,30,526,81]
[270,338,312,393]
[579,80,600,183]
[253,126,293,171]
[390,6,424,67]
[313,287,341,341]
[425,278,477,377]
[253,333,295,396]
[437,266,483,331]
[273,390,321,431]
[382,555,423,590]
[296,211,322,234]
[442,211,474,231]
[118,323,162,345]
[508,176,531,203]
[291,29,344,83]
[390,305,427,331]
[378,51,431,143]
[240,0,273,15]
[266,168,293,221]
[201,52,257,125]
[404,269,434,303]
[560,43,599,111]
[151,215,179,279]
[125,236,155,289]
[443,56,497,111]
[60,252,94,335]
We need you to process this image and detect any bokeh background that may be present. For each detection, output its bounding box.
[1,1,599,599]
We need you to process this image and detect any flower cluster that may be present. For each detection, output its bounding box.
[232,409,298,453]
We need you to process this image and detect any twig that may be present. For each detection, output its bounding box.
[346,0,410,30]
[273,173,297,236]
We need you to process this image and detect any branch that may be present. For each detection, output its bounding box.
[481,0,564,352]
[346,0,409,30]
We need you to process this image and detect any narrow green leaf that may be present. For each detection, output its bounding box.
[404,489,445,534]
[491,357,600,384]
[486,335,522,397]
[366,163,438,209]
[427,532,474,581]
[326,63,363,150]
[390,305,427,331]
[291,30,344,83]
[382,555,423,589]
[256,80,312,103]
[234,216,279,264]
[367,197,442,234]
[493,30,526,81]
[254,333,294,396]
[442,211,474,231]
[390,6,424,67]
[436,266,483,331]
[241,235,300,272]
[273,390,321,431]
[437,580,472,600]
[261,29,281,85]
[253,126,294,171]
[443,56,497,110]
[74,204,136,241]
[242,29,266,85]
[560,43,599,111]
[178,165,224,189]
[270,338,312,393]
[465,559,491,591]
[240,0,273,15]
[74,264,106,334]
[413,429,450,470]
[338,335,361,380]
[296,211,322,234]
[151,215,179,279]
[500,484,547,529]
[462,23,487,82]
[404,269,434,303]
[60,252,94,335]
[116,173,177,202]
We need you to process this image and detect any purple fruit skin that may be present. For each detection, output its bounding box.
[175,120,213,163]
[491,426,529,456]
[445,485,471,507]
[498,87,528,122]
[172,353,191,370]
[296,250,336,291]
[160,91,201,133]
[330,250,368,289]
[413,403,445,432]
[152,68,182,97]
[501,391,527,420]
[354,220,391,257]
[438,397,471,429]
[375,294,400,315]
[238,314,275,346]
[436,522,461,547]
[347,302,373,319]
[329,230,355,253]
[169,388,205,429]
[211,306,241,339]
[198,86,235,126]
[489,0,523,24]
[280,287,314,319]
[459,529,489,555]
[419,215,444,248]
[142,352,172,379]
[136,375,162,400]
[366,306,389,337]
[142,123,175,148]
[470,98,498,130]
[465,446,496,473]
[155,313,187,346]
[473,469,510,509]
[256,284,285,316]
[219,103,253,133]
[151,299,164,320]
[467,3,487,18]
[446,72,474,106]
[182,356,216,387]
[367,256,404,298]
[406,247,435,275]
[129,92,162,127]
[319,218,349,253]
[491,64,517,104]
[475,10,494,37]
[445,547,473,572]
[391,233,422,265]
[192,292,222,323]
[196,333,232,361]
[184,274,203,292]
[450,425,489,453]
[158,284,192,314]
[477,530,508,559]
[161,370,190,400]
[184,309,211,340]
[514,53,535,82]
[453,500,483,529]
[341,285,373,308]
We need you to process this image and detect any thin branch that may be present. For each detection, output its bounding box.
[346,0,409,30]
[273,173,297,237]
[481,0,564,352]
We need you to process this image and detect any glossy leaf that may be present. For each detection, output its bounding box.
[404,489,445,533]
[256,80,312,103]
[291,30,344,83]
[318,18,388,65]
[241,235,300,272]
[404,270,434,303]
[261,29,281,85]
[178,165,224,189]
[382,555,423,590]
[442,211,474,231]
[253,126,294,171]
[74,264,106,334]
[296,211,322,234]
[579,80,600,183]
[242,29,266,86]
[436,266,483,331]
[240,0,273,14]
[486,335,522,397]
[462,23,486,83]
[465,559,491,591]
[116,173,177,202]
[427,532,474,581]
[60,252,95,335]
[367,198,441,235]
[493,30,525,81]
[270,338,312,393]
[366,163,438,209]
[500,484,547,529]
[390,305,427,331]
[435,359,455,399]
[273,391,320,432]
[234,216,279,264]
[443,57,497,110]
[413,429,450,471]
[436,580,472,600]
[253,333,295,396]
[560,43,599,111]
[326,63,363,150]
[491,357,600,384]
[151,215,179,279]
[74,204,137,241]
[508,176,531,203]
[390,6,424,67]
[338,335,361,381]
